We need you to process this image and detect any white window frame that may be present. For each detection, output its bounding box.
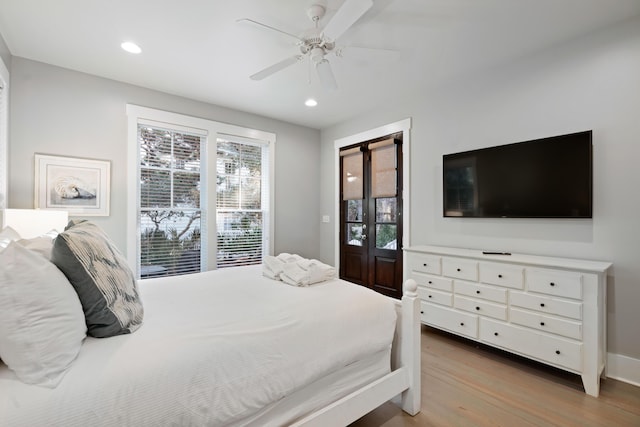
[0,57,9,209]
[126,104,275,276]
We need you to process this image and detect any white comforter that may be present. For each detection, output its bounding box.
[0,265,397,426]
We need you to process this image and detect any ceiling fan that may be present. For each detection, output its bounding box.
[238,0,375,90]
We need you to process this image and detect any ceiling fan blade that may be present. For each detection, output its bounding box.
[322,0,373,42]
[335,45,401,61]
[236,18,302,42]
[250,55,303,81]
[316,59,338,90]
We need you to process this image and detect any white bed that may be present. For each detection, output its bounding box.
[0,209,421,426]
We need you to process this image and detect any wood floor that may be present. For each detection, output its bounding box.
[350,326,640,427]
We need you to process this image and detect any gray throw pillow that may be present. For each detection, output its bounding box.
[51,220,144,338]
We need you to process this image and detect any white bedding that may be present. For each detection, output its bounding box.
[0,265,397,426]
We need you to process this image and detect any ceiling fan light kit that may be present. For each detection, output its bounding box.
[316,59,338,91]
[241,0,374,90]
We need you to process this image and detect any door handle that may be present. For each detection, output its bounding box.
[362,234,367,240]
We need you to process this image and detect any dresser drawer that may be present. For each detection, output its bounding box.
[527,268,583,300]
[479,261,524,289]
[480,318,582,372]
[454,280,507,304]
[407,253,442,275]
[510,291,582,320]
[417,287,453,307]
[420,301,478,339]
[510,308,582,340]
[409,271,452,292]
[454,295,507,321]
[442,257,478,281]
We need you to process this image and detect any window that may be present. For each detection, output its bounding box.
[138,124,204,278]
[216,137,269,268]
[127,105,274,278]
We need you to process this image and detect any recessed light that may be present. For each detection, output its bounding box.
[305,98,318,107]
[121,41,142,54]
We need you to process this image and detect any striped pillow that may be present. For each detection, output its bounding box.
[51,220,144,338]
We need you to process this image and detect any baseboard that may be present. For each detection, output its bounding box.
[606,352,640,388]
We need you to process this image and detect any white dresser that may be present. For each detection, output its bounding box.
[404,245,611,397]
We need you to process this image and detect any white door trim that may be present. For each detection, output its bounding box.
[333,118,412,270]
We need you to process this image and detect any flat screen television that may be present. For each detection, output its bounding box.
[443,130,592,218]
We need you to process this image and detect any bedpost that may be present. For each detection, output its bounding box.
[400,278,421,415]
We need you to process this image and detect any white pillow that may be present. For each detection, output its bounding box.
[0,226,21,249]
[0,242,87,388]
[16,229,58,259]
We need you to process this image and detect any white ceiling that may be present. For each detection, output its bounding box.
[1,0,640,130]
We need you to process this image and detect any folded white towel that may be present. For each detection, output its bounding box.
[298,259,336,282]
[296,258,312,270]
[277,252,305,263]
[263,255,285,280]
[264,253,336,285]
[280,259,336,286]
[281,262,310,286]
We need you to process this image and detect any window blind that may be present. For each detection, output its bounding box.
[341,147,363,201]
[138,124,204,278]
[216,137,268,268]
[370,138,397,198]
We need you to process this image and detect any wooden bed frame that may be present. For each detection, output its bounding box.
[1,208,422,425]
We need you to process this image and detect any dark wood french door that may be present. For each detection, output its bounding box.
[339,133,403,298]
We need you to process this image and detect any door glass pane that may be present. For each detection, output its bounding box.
[347,199,363,221]
[376,198,396,222]
[347,224,363,246]
[371,143,396,198]
[376,224,397,249]
[342,151,363,200]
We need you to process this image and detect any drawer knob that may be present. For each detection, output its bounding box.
[550,282,555,287]
[460,322,465,326]
[540,303,545,307]
[476,290,480,294]
[494,332,498,336]
[428,281,433,284]
[428,295,432,298]
[457,268,461,272]
[498,274,503,278]
[423,263,428,267]
[420,310,424,314]
[555,350,561,355]
[540,322,545,326]
[475,306,480,311]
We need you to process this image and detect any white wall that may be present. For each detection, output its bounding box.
[9,58,321,259]
[0,33,10,71]
[320,17,640,361]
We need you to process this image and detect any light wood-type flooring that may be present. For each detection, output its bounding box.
[351,326,640,427]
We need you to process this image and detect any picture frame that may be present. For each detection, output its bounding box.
[34,153,111,216]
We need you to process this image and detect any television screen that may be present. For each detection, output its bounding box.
[443,131,592,218]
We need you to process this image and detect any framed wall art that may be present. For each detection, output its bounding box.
[34,154,111,216]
